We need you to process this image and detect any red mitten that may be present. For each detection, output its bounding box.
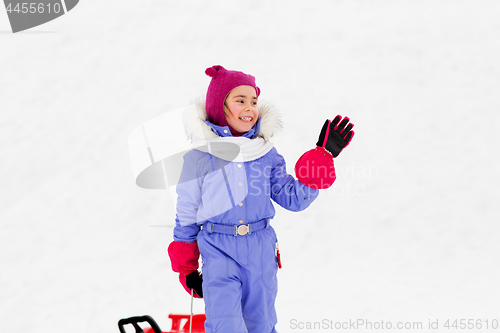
[295,146,336,189]
[295,116,354,189]
[167,241,203,298]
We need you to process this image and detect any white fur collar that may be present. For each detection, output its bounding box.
[183,97,283,142]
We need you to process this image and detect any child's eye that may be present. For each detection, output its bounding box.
[252,101,257,106]
[237,100,244,103]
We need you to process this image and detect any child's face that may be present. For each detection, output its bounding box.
[224,85,259,133]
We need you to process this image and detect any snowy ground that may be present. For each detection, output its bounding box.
[1,1,500,332]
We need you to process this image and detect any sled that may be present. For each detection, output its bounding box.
[118,314,206,333]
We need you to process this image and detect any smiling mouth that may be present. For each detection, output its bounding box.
[239,116,253,121]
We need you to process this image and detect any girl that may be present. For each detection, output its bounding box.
[168,65,354,333]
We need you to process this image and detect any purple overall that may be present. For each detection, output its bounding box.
[173,120,319,332]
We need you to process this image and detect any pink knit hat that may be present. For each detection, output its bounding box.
[205,65,261,128]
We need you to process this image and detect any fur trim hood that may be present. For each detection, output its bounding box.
[183,97,283,142]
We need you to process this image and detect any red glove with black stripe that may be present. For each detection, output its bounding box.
[295,115,354,189]
[167,241,203,298]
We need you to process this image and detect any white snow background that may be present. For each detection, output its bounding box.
[1,1,500,332]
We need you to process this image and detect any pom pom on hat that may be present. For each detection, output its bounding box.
[205,65,224,78]
[205,65,260,128]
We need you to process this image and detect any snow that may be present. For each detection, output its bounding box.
[1,1,500,332]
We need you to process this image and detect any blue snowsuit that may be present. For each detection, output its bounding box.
[173,119,319,332]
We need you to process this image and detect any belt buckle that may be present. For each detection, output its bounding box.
[236,224,250,236]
